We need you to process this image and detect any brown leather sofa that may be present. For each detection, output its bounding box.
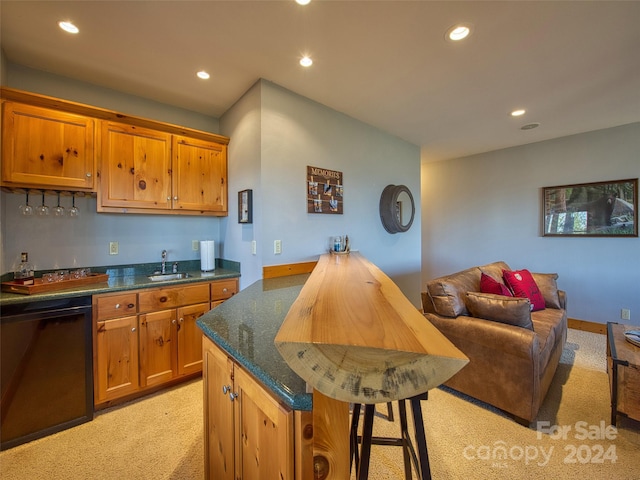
[421,261,567,426]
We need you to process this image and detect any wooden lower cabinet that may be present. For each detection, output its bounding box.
[178,303,209,376]
[93,279,237,408]
[95,315,139,403]
[203,336,297,480]
[139,309,178,387]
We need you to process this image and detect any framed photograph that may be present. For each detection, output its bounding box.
[238,189,252,224]
[307,166,343,214]
[542,178,637,237]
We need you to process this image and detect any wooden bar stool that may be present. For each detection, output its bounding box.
[350,393,431,480]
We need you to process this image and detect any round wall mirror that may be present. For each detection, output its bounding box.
[379,184,415,234]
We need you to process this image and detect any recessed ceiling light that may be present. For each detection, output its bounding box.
[446,24,471,42]
[58,21,79,34]
[197,70,210,80]
[511,109,526,117]
[521,122,540,130]
[300,56,313,67]
[295,0,311,5]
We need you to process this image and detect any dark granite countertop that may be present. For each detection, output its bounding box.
[197,274,312,412]
[0,259,240,306]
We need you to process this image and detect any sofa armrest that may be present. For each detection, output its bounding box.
[558,290,567,310]
[421,291,437,314]
[425,313,539,360]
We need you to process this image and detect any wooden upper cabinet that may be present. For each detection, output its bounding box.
[1,88,229,216]
[99,122,172,210]
[1,101,96,191]
[172,136,227,213]
[98,125,228,215]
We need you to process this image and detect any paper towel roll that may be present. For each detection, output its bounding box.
[200,240,216,272]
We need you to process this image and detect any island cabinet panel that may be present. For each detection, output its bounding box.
[139,309,178,387]
[203,337,296,480]
[203,338,235,480]
[99,121,172,210]
[172,136,227,213]
[95,315,139,403]
[234,367,294,480]
[1,101,96,191]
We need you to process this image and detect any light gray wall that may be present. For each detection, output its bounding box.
[421,122,640,326]
[222,80,423,303]
[219,81,263,289]
[2,63,223,274]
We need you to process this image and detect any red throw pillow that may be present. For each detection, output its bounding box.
[503,269,546,311]
[480,273,512,297]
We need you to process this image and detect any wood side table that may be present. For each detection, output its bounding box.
[606,322,640,426]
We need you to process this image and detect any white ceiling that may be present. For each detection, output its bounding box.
[1,1,639,162]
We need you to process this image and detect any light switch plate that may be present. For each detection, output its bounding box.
[192,240,199,251]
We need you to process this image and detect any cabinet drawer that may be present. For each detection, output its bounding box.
[95,293,137,320]
[138,283,209,313]
[211,279,238,301]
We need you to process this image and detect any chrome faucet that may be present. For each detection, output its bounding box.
[161,250,167,274]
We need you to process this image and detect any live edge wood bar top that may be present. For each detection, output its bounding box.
[275,252,469,404]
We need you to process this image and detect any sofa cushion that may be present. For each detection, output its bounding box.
[480,272,513,296]
[503,269,546,311]
[531,273,561,309]
[426,266,480,317]
[465,292,534,330]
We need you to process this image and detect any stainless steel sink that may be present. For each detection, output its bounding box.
[147,273,190,282]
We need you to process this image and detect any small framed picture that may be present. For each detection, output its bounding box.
[238,189,253,224]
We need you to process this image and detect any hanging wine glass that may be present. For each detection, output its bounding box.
[36,192,50,216]
[19,190,34,216]
[53,191,65,216]
[69,193,79,217]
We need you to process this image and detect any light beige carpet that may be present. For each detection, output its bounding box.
[1,329,639,479]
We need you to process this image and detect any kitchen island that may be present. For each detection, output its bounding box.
[197,253,468,479]
[197,274,316,480]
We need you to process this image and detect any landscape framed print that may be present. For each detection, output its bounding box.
[542,178,637,237]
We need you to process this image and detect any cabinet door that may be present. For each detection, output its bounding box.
[1,102,95,190]
[177,302,208,376]
[139,309,178,387]
[234,366,294,479]
[203,338,235,480]
[172,136,227,213]
[99,121,171,210]
[96,315,139,403]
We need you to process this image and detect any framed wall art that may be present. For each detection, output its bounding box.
[542,178,637,237]
[238,189,253,224]
[307,166,343,214]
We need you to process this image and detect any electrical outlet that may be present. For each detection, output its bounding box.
[274,239,282,255]
[251,240,257,255]
[109,242,119,255]
[192,240,199,251]
[621,309,631,321]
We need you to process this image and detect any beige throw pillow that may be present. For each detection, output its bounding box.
[531,273,561,309]
[465,292,534,330]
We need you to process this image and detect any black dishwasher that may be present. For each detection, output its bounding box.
[1,296,94,450]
